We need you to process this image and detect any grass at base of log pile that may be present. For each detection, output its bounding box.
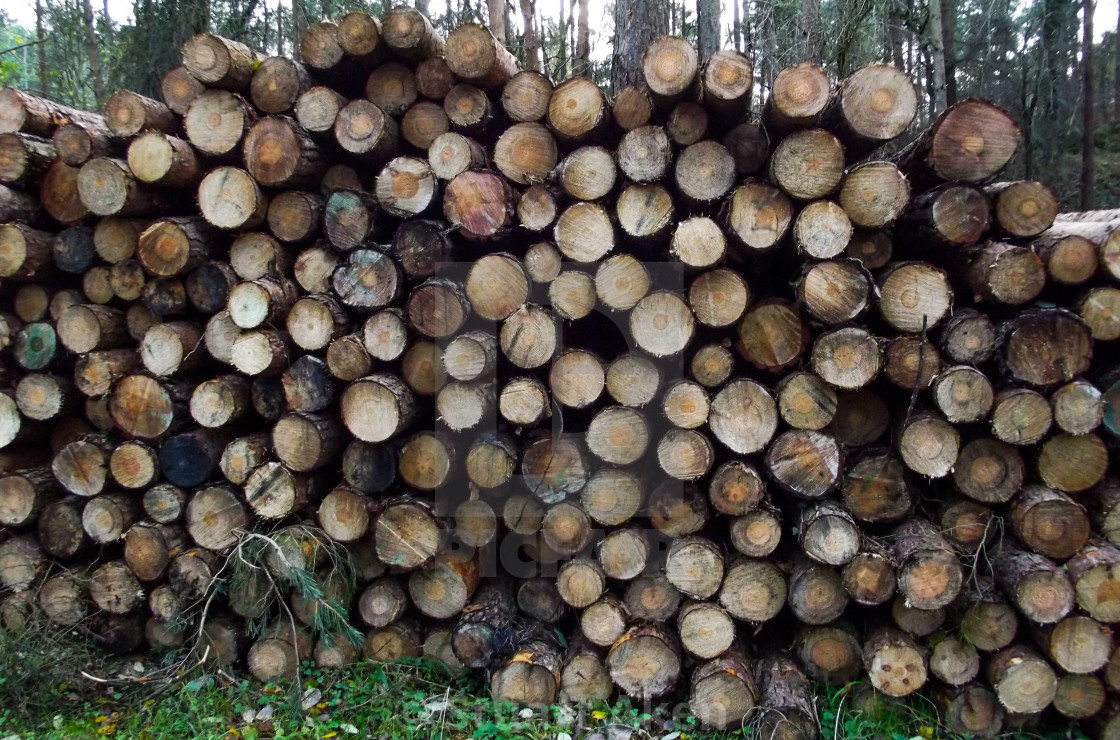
[0,624,1088,740]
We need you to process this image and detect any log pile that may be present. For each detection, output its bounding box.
[1,11,1120,735]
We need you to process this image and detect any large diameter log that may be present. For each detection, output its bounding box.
[332,249,401,312]
[618,125,671,183]
[986,181,1058,237]
[986,644,1057,715]
[0,223,53,281]
[444,85,497,138]
[891,517,963,610]
[754,654,820,740]
[40,160,88,223]
[243,461,314,520]
[137,217,221,277]
[769,129,844,200]
[689,650,756,730]
[1067,539,1120,623]
[719,557,786,623]
[725,182,793,252]
[334,100,398,164]
[244,116,326,188]
[409,550,479,619]
[898,98,1021,184]
[992,540,1074,624]
[0,466,58,526]
[443,170,516,241]
[826,63,917,158]
[335,10,387,65]
[127,132,199,188]
[546,77,610,144]
[161,66,205,115]
[250,56,313,114]
[0,132,56,186]
[429,132,486,180]
[555,145,617,202]
[798,624,862,687]
[181,33,264,90]
[607,623,682,701]
[1003,309,1092,388]
[0,183,41,222]
[52,225,96,274]
[77,157,175,217]
[502,71,553,123]
[1008,485,1090,560]
[0,87,106,136]
[89,560,143,614]
[863,625,927,698]
[184,90,255,157]
[103,90,176,138]
[446,23,519,90]
[294,86,346,136]
[839,161,910,228]
[382,6,444,61]
[763,61,829,133]
[490,640,562,708]
[789,558,849,625]
[759,426,842,500]
[160,428,230,487]
[877,261,952,333]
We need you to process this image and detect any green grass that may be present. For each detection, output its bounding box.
[0,622,1087,740]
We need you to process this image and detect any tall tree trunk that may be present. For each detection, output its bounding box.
[416,0,430,15]
[559,0,568,78]
[292,0,308,63]
[742,0,751,53]
[35,0,47,95]
[1114,0,1120,120]
[941,0,957,105]
[926,0,947,113]
[888,9,905,69]
[576,0,590,74]
[81,0,104,106]
[569,0,577,76]
[277,1,284,57]
[1082,0,1096,209]
[799,0,821,62]
[733,0,741,52]
[102,0,114,46]
[488,0,506,44]
[611,0,668,90]
[521,0,540,70]
[698,0,720,61]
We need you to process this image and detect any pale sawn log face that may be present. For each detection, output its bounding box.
[3,17,1116,732]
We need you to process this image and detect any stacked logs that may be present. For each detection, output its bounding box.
[1,10,1119,736]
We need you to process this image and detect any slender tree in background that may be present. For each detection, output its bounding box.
[800,0,821,62]
[610,0,668,90]
[575,0,588,74]
[887,4,905,69]
[942,0,957,105]
[927,0,947,111]
[733,0,741,51]
[35,0,46,93]
[698,0,720,61]
[1083,0,1096,209]
[488,0,505,44]
[1114,1,1119,121]
[521,0,539,70]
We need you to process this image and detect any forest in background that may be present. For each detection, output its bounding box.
[0,0,1115,208]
